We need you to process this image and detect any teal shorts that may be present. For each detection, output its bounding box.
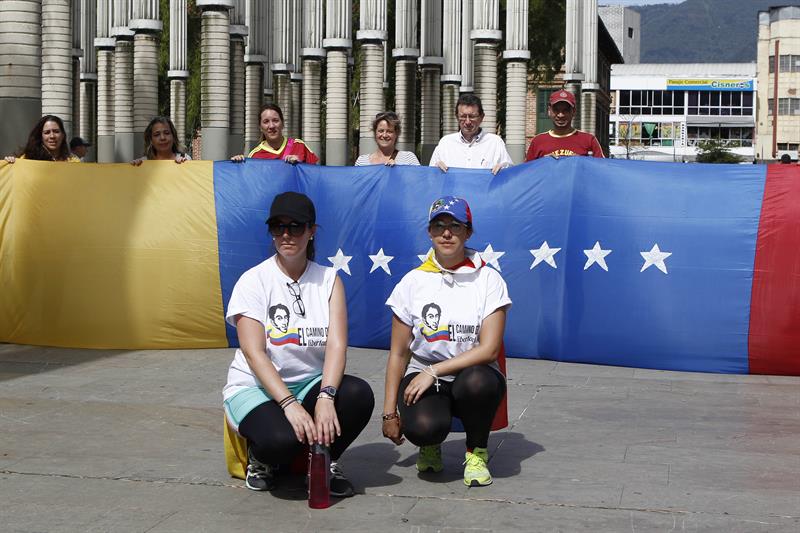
[224,374,323,431]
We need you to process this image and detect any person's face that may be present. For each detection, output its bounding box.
[41,121,64,152]
[260,109,284,143]
[273,308,289,332]
[73,145,88,158]
[424,308,440,330]
[428,214,471,262]
[548,101,576,129]
[151,122,175,157]
[456,104,484,138]
[374,120,397,151]
[270,215,315,259]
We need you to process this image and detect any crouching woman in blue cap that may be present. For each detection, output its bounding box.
[382,196,511,487]
[223,191,374,497]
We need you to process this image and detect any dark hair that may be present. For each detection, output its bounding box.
[258,103,285,141]
[144,116,182,159]
[22,115,70,161]
[422,302,442,318]
[372,111,402,137]
[455,94,484,117]
[269,303,291,321]
[780,154,792,164]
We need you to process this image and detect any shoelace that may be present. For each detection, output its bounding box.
[463,453,486,467]
[330,462,345,479]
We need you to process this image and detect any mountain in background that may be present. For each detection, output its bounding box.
[634,0,799,63]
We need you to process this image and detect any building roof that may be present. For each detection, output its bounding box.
[611,63,756,77]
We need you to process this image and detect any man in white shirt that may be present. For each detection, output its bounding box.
[429,94,513,175]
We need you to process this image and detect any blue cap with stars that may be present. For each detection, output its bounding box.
[428,196,472,225]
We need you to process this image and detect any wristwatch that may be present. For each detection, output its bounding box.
[319,385,338,399]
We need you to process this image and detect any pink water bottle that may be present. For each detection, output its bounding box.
[307,443,330,509]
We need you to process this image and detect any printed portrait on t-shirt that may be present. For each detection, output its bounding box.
[267,303,300,346]
[419,302,449,342]
[268,303,290,333]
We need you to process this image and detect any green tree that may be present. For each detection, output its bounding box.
[695,139,742,164]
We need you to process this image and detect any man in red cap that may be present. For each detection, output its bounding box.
[525,89,604,161]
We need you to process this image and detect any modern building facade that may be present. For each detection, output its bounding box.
[608,63,757,162]
[598,4,640,64]
[757,5,800,162]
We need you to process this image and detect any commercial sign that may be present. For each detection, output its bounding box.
[666,79,753,91]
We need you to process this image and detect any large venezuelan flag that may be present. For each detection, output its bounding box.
[1,158,798,375]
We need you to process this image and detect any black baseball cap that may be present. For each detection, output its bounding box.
[267,192,316,225]
[69,136,91,149]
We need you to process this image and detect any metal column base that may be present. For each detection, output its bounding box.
[96,135,116,163]
[114,133,135,163]
[325,138,348,166]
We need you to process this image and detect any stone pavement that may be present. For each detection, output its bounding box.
[1,343,798,532]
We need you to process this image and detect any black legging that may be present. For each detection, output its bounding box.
[239,375,374,464]
[398,365,505,450]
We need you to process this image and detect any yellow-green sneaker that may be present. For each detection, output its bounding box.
[463,447,492,487]
[416,444,444,473]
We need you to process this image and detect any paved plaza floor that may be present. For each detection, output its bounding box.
[1,343,798,532]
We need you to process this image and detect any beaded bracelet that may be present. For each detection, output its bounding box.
[381,412,399,421]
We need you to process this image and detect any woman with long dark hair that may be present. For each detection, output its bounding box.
[4,115,78,163]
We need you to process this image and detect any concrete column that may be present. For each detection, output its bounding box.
[504,0,530,163]
[130,1,162,157]
[169,0,189,147]
[113,38,134,162]
[471,0,502,132]
[262,1,274,105]
[244,0,268,149]
[230,37,246,156]
[71,1,82,138]
[288,0,303,139]
[112,1,134,162]
[0,0,41,155]
[580,0,599,136]
[357,0,387,155]
[271,0,295,130]
[301,0,325,155]
[94,0,115,162]
[198,1,234,160]
[460,0,474,94]
[419,0,443,163]
[79,0,98,161]
[228,1,246,155]
[393,0,419,153]
[323,0,352,165]
[564,0,584,124]
[42,0,74,137]
[441,0,462,135]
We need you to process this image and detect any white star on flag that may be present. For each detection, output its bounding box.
[530,241,561,269]
[640,244,672,274]
[418,247,433,264]
[327,248,353,276]
[583,241,612,272]
[481,244,506,271]
[368,248,394,275]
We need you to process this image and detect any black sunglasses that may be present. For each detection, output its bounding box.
[429,220,468,236]
[268,221,308,237]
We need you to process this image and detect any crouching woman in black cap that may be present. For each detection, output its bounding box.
[223,192,374,497]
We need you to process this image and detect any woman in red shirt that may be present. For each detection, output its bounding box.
[232,104,319,165]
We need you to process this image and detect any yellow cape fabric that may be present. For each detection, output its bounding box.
[224,415,248,480]
[0,159,227,348]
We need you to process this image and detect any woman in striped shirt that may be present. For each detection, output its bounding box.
[355,111,420,167]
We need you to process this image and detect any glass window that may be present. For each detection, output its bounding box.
[778,98,790,115]
[768,98,774,116]
[621,90,630,106]
[779,55,791,72]
[674,92,684,106]
[700,92,710,106]
[743,92,753,106]
[688,91,698,106]
[710,92,720,106]
[731,92,741,106]
[791,99,800,116]
[632,91,641,105]
[769,56,775,73]
[722,92,731,106]
[688,107,698,115]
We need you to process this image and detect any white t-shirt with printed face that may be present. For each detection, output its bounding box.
[223,255,336,402]
[386,255,512,382]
